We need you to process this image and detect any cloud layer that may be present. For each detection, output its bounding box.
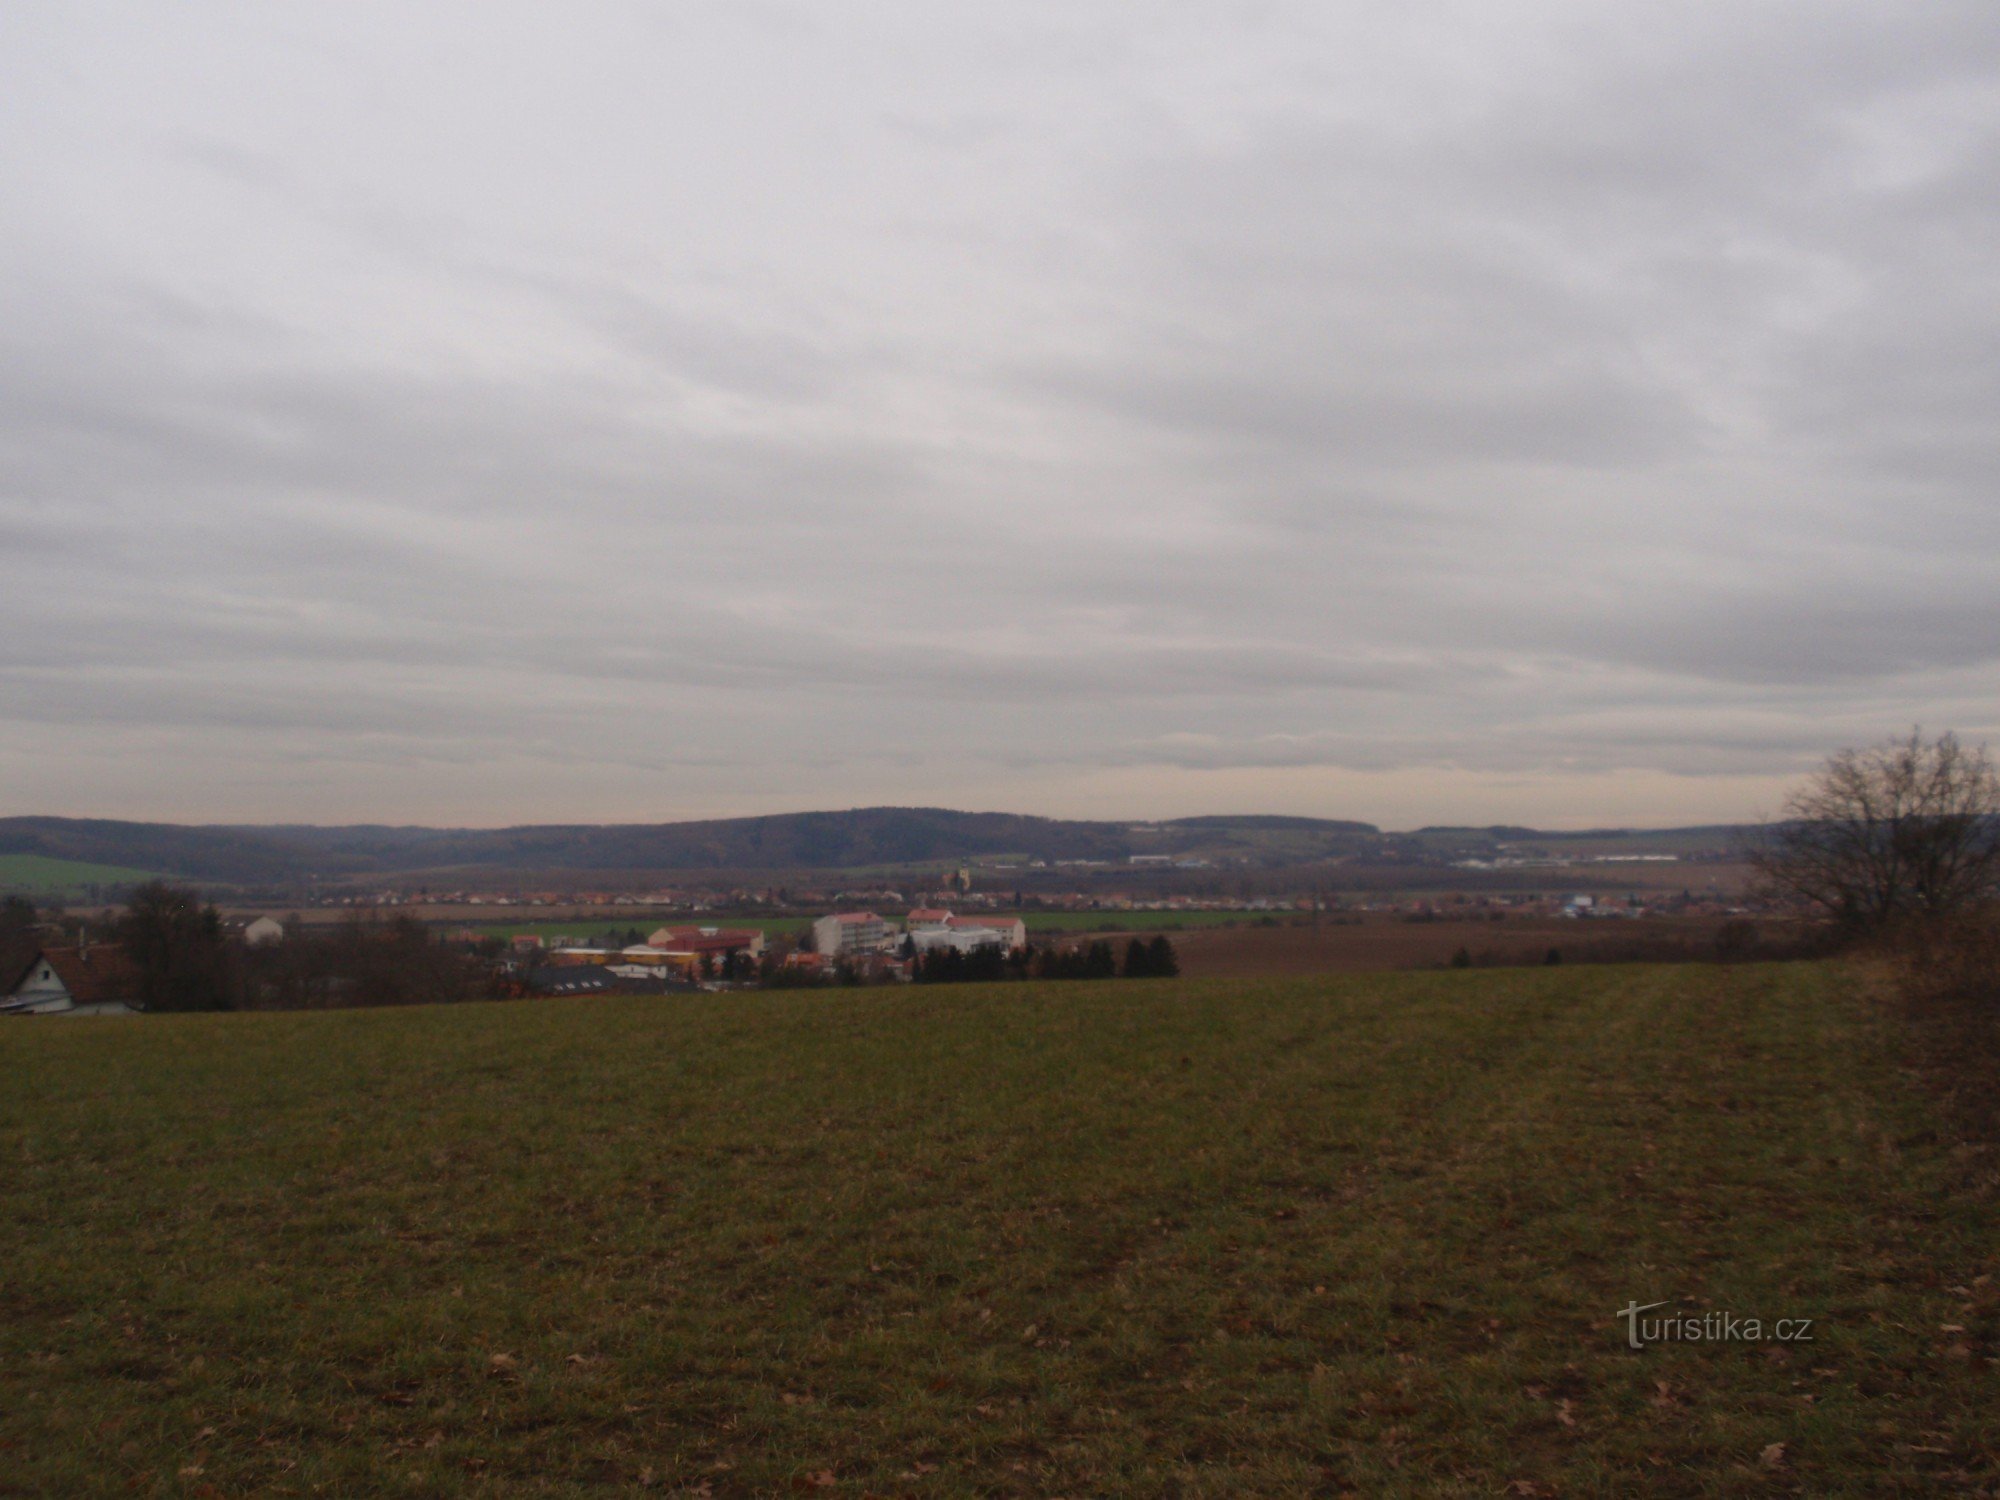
[3,1,1996,827]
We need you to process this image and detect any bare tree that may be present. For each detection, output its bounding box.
[120,881,240,1011]
[1749,730,2000,932]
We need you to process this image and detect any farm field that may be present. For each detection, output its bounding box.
[1166,915,1763,977]
[2,966,1995,1496]
[0,853,159,897]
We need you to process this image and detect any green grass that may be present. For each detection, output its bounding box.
[459,916,815,943]
[1013,909,1270,933]
[0,853,160,896]
[2,965,1994,1496]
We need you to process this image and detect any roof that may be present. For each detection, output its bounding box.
[0,943,39,996]
[947,915,1023,930]
[907,908,952,922]
[647,927,760,951]
[27,946,143,1005]
[828,912,882,924]
[525,967,682,996]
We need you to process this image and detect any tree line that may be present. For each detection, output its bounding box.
[909,935,1178,984]
[18,883,487,1011]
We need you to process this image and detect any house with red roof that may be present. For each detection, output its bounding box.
[646,926,766,962]
[2,945,142,1016]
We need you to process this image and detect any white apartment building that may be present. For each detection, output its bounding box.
[812,911,893,957]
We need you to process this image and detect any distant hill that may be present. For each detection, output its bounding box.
[0,808,1384,886]
[0,808,1745,890]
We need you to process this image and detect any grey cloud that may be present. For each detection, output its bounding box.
[3,1,1998,823]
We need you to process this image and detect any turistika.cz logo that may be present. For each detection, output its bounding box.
[1617,1300,1816,1349]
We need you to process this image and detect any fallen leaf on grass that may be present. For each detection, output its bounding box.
[1760,1442,1787,1470]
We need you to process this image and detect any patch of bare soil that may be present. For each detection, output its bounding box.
[1157,916,1748,978]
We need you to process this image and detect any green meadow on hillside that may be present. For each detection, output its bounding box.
[0,852,160,897]
[2,967,1994,1496]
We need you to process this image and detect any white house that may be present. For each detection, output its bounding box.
[947,915,1027,951]
[910,925,1005,956]
[905,912,1027,955]
[243,916,286,946]
[1,946,141,1016]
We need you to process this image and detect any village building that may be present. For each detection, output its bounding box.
[524,966,687,998]
[812,911,893,957]
[903,911,1028,955]
[646,926,766,962]
[547,947,616,967]
[1,945,142,1016]
[243,916,287,946]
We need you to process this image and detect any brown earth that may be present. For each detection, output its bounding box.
[1130,915,1760,978]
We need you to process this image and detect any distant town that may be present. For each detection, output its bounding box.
[0,807,1786,1014]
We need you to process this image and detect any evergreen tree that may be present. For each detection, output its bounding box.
[1086,940,1117,979]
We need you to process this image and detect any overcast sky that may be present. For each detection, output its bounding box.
[3,2,1996,830]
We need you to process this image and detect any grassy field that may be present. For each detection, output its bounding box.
[0,853,159,897]
[1010,910,1271,934]
[2,965,1995,1496]
[456,917,817,943]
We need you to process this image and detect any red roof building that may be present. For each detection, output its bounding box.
[2,945,143,1015]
